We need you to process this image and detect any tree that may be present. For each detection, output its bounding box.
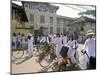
[79,10,96,18]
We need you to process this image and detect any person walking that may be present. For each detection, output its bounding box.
[17,33,22,49]
[70,34,79,66]
[67,35,74,60]
[62,34,68,46]
[81,29,96,69]
[27,33,33,57]
[12,33,17,49]
[21,34,26,49]
[54,33,63,64]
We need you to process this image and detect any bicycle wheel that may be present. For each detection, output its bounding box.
[12,49,24,59]
[39,54,52,68]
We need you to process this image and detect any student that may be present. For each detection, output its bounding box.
[67,35,74,59]
[62,34,68,46]
[54,33,63,64]
[21,34,25,49]
[27,33,33,57]
[12,33,17,49]
[81,29,96,69]
[17,33,22,49]
[70,34,79,66]
[40,35,49,44]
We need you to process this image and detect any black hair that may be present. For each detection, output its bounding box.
[56,33,60,37]
[64,34,66,36]
[28,36,31,40]
[22,34,24,36]
[18,33,20,35]
[13,33,16,36]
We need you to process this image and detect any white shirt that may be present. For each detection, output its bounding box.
[17,35,21,42]
[12,36,16,42]
[40,36,49,43]
[28,37,33,46]
[22,36,25,43]
[66,40,73,48]
[83,38,96,57]
[72,40,78,49]
[62,36,67,46]
[55,37,62,46]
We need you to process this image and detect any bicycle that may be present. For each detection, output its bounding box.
[37,42,56,68]
[12,41,27,59]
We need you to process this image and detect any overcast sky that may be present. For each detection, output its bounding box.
[12,0,95,18]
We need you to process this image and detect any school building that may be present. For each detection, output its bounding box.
[11,1,96,36]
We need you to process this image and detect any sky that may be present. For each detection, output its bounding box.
[12,0,95,18]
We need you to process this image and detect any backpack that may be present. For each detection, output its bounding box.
[60,46,69,58]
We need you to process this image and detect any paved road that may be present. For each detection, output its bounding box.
[11,44,89,74]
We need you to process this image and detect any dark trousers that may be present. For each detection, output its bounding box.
[88,56,96,69]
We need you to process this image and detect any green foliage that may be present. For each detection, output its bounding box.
[79,10,96,17]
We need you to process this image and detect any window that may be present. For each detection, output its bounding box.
[24,4,28,7]
[50,17,53,25]
[63,28,66,34]
[81,26,84,31]
[30,14,34,23]
[56,18,60,25]
[50,27,53,34]
[40,15,45,23]
[29,5,32,9]
[57,28,60,33]
[63,19,66,25]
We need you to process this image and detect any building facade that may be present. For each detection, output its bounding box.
[21,1,75,35]
[11,1,96,36]
[69,16,96,35]
[11,3,32,35]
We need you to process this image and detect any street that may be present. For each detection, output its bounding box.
[11,44,88,74]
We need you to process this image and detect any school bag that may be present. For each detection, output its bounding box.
[60,46,69,58]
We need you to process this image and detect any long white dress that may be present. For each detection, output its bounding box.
[22,36,25,49]
[70,40,79,64]
[55,37,63,62]
[67,40,73,58]
[28,37,33,57]
[62,36,67,46]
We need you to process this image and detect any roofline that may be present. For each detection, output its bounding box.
[12,2,28,22]
[56,14,76,20]
[70,16,96,24]
[12,2,22,9]
[21,1,59,10]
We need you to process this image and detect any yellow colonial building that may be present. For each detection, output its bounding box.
[11,1,96,36]
[11,1,75,36]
